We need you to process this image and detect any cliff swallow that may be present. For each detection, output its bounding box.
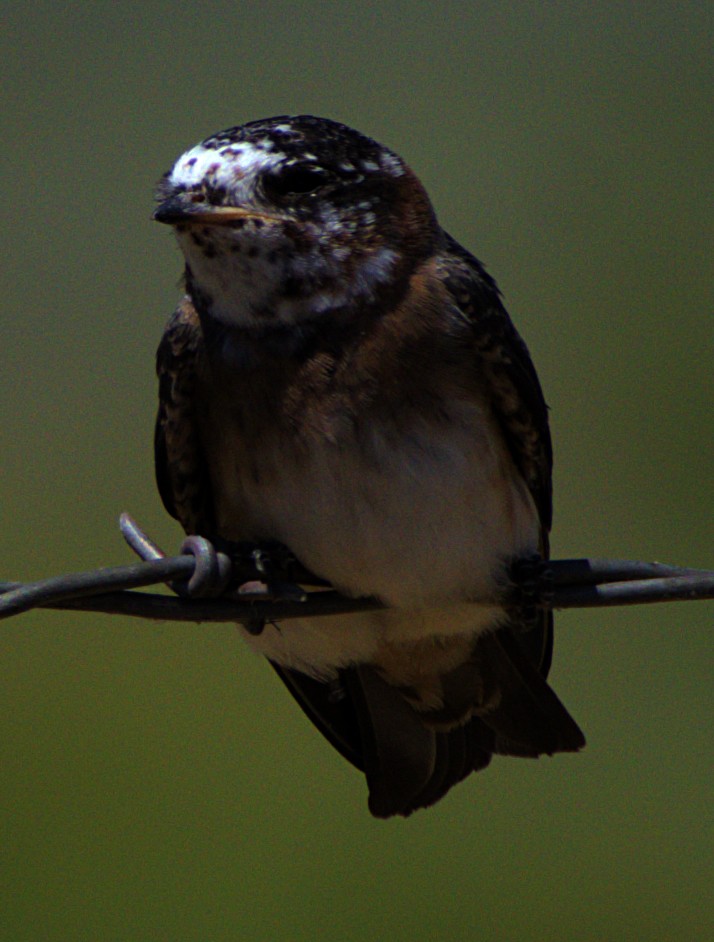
[153,115,584,817]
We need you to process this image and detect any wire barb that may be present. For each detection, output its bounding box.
[173,536,233,598]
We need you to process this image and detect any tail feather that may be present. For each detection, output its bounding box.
[346,666,494,818]
[272,619,584,818]
[478,629,585,756]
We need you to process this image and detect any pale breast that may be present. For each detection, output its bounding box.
[209,395,540,609]
[208,395,539,677]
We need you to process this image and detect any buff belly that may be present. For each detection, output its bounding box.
[208,398,540,678]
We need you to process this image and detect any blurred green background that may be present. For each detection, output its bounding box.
[2,2,711,940]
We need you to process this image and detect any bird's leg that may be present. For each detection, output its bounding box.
[508,553,554,627]
[211,538,331,601]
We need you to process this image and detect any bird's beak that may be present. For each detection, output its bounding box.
[153,194,274,227]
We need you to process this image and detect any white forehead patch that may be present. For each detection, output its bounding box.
[168,140,283,190]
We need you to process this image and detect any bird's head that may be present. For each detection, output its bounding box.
[154,115,439,330]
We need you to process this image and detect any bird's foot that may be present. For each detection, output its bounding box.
[119,514,310,602]
[509,553,554,627]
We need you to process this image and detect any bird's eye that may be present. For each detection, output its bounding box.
[264,165,333,198]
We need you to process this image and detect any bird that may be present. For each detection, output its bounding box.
[153,114,585,818]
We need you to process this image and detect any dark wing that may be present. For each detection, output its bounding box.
[433,232,584,754]
[155,297,215,536]
[437,232,555,675]
[439,231,553,532]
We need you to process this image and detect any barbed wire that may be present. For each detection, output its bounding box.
[0,513,711,628]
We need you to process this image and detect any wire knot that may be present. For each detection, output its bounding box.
[172,536,233,598]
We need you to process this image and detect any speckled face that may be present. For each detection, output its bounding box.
[154,115,438,329]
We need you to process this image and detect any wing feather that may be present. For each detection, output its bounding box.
[439,232,553,531]
[155,297,214,535]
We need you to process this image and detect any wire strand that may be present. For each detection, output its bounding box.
[0,514,711,625]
